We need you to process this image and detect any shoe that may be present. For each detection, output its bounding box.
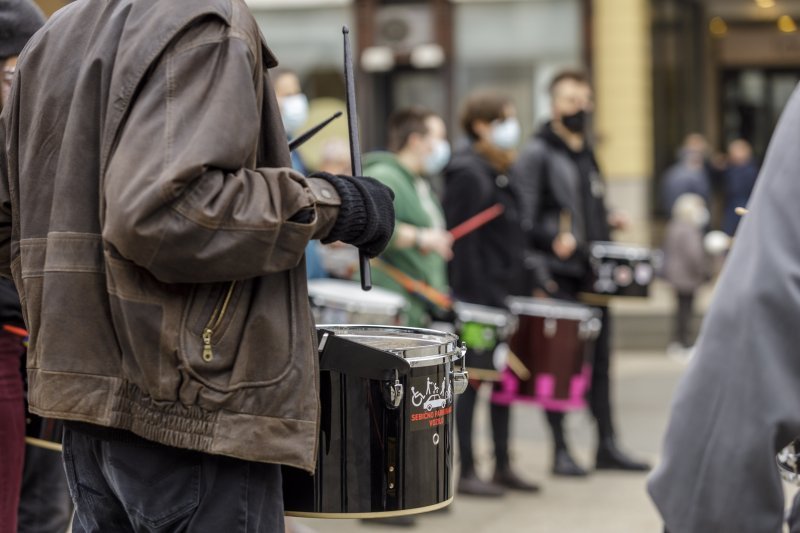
[457,472,505,497]
[595,439,651,472]
[552,449,589,477]
[493,466,541,492]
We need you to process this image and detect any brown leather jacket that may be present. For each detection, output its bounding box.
[0,0,342,472]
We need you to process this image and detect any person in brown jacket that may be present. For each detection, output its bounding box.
[0,0,394,530]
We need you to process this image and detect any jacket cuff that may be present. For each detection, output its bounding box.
[307,177,341,241]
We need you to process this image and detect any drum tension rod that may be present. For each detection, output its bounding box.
[387,369,403,409]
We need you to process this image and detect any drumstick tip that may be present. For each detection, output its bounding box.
[342,25,350,34]
[735,207,749,216]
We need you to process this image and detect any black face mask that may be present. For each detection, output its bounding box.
[561,110,587,134]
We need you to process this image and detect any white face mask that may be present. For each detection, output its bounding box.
[490,118,521,150]
[423,138,451,176]
[280,93,309,135]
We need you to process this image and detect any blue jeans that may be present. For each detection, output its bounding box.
[62,425,284,532]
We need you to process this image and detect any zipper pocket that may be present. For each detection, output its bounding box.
[201,281,238,362]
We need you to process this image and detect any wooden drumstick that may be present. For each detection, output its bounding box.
[449,203,505,241]
[24,437,62,452]
[735,207,749,216]
[373,259,453,310]
[559,209,572,235]
[506,350,532,380]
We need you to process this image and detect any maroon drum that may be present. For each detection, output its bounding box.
[492,297,601,412]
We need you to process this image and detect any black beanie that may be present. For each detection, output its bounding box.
[0,0,46,60]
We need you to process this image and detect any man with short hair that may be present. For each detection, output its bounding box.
[511,70,649,477]
[0,0,394,530]
[365,107,453,327]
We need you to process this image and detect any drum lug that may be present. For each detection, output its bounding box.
[452,342,469,395]
[580,317,603,340]
[453,370,469,395]
[544,317,558,338]
[384,370,404,409]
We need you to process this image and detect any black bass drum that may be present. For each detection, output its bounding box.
[282,325,467,518]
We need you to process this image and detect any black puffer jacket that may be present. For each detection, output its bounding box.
[442,145,526,308]
[511,123,610,283]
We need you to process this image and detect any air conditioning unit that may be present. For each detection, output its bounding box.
[374,4,434,54]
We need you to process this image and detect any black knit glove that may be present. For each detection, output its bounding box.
[311,172,395,258]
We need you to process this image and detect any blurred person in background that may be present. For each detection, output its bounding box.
[662,193,711,359]
[660,133,712,216]
[365,107,452,327]
[648,85,800,533]
[512,70,649,477]
[317,137,351,176]
[274,68,328,280]
[274,68,309,173]
[444,90,540,496]
[722,138,759,236]
[0,3,72,533]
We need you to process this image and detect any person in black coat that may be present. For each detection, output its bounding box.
[511,70,650,476]
[443,90,538,496]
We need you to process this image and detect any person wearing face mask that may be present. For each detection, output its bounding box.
[660,133,712,217]
[364,107,453,328]
[511,69,649,477]
[274,68,310,173]
[274,68,332,283]
[443,90,540,496]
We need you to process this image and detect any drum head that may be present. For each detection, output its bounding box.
[308,279,407,315]
[452,302,510,328]
[505,296,599,322]
[318,325,461,368]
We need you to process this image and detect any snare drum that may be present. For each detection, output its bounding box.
[493,297,601,412]
[452,302,515,381]
[308,279,408,325]
[585,241,661,298]
[282,325,467,518]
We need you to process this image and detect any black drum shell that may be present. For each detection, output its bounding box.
[585,242,658,298]
[282,362,455,517]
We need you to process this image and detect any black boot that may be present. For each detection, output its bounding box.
[457,471,505,497]
[492,465,541,493]
[552,448,588,477]
[595,438,651,472]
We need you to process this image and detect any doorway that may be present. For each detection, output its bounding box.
[720,68,800,159]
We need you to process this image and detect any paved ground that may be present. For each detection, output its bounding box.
[293,351,687,533]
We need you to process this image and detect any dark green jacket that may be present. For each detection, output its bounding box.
[363,152,448,326]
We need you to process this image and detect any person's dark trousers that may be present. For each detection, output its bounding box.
[456,381,511,474]
[62,424,284,533]
[490,402,511,470]
[543,283,617,449]
[543,275,592,449]
[588,307,614,441]
[17,443,73,533]
[456,382,479,475]
[788,490,800,533]
[0,332,25,533]
[674,291,695,348]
